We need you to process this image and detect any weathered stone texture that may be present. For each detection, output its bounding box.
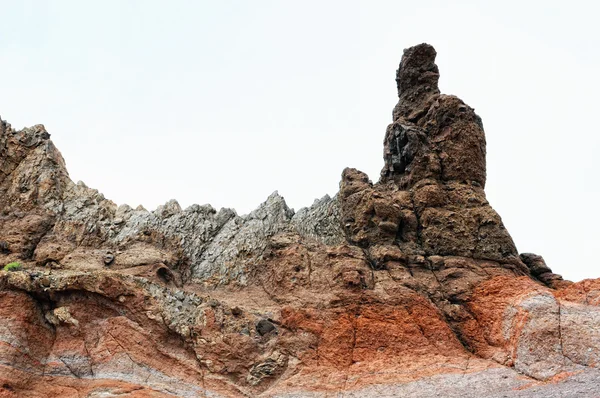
[1,44,599,397]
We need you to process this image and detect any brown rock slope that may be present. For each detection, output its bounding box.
[1,44,600,397]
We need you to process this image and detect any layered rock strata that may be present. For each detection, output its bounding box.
[1,44,598,398]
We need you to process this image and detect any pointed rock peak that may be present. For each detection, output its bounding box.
[156,199,182,218]
[396,44,439,94]
[394,43,441,121]
[246,191,295,221]
[383,44,487,188]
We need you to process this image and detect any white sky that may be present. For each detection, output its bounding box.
[1,1,599,282]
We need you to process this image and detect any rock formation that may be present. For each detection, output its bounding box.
[1,44,599,397]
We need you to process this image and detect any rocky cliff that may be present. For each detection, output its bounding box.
[1,44,599,398]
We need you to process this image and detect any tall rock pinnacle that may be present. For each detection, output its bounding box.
[382,43,486,189]
[393,43,441,121]
[340,43,520,270]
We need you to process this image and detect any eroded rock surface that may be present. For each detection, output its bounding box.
[1,44,599,397]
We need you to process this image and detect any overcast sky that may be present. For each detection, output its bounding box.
[1,1,599,282]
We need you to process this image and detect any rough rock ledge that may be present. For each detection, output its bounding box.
[1,44,600,397]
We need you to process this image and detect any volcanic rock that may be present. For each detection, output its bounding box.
[1,43,599,397]
[256,320,277,336]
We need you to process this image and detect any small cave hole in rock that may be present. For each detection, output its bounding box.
[157,267,173,284]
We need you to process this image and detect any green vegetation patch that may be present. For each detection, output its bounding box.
[3,262,22,272]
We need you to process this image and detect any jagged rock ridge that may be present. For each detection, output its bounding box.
[0,119,344,285]
[1,44,599,398]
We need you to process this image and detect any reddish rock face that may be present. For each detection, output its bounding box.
[1,44,600,397]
